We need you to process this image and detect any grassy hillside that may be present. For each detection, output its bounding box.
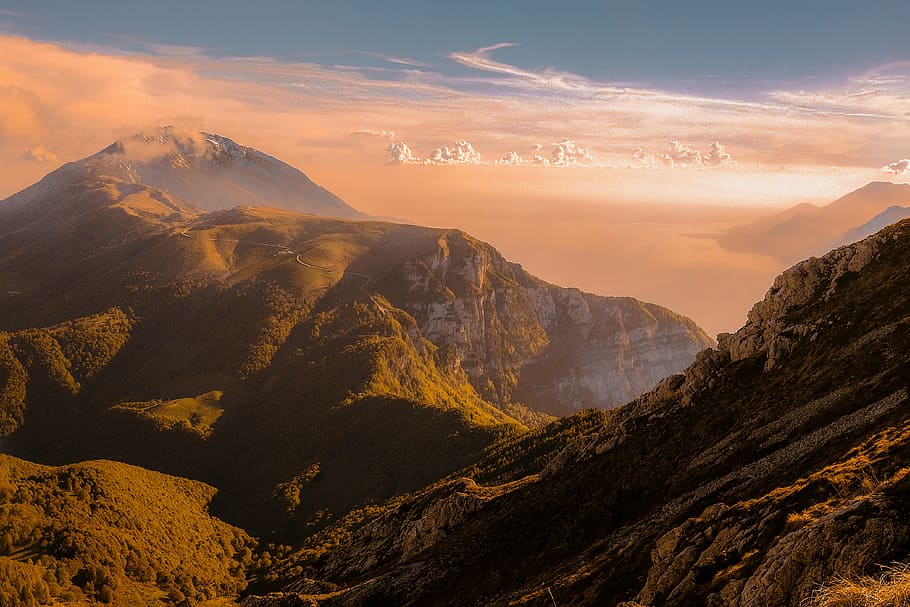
[0,166,710,575]
[0,454,254,606]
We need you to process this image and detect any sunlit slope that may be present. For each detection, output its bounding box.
[0,454,254,606]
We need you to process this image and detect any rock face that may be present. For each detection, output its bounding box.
[255,218,910,606]
[381,229,714,414]
[718,232,883,368]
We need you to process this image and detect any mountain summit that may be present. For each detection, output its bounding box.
[17,127,366,219]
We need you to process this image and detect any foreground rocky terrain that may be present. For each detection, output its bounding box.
[243,217,910,606]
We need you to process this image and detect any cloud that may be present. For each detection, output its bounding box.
[661,140,704,167]
[704,141,733,167]
[633,140,735,168]
[21,145,57,162]
[882,158,910,174]
[351,129,396,139]
[388,140,482,165]
[361,51,432,68]
[632,147,658,168]
[425,141,481,165]
[448,42,598,94]
[388,141,416,164]
[394,139,596,167]
[550,139,595,165]
[147,43,206,57]
[498,150,522,165]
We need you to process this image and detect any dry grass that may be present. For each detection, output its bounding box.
[809,564,910,606]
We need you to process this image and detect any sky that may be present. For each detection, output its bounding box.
[2,1,910,334]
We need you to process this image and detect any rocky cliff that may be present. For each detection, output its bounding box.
[373,228,713,415]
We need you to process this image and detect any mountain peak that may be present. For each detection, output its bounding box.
[9,127,367,221]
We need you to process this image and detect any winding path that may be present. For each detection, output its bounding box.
[178,229,386,311]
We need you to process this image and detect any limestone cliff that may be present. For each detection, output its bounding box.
[379,229,714,415]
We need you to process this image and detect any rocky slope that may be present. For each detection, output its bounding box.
[248,218,910,606]
[367,227,713,414]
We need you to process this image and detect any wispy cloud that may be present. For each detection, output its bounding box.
[351,129,396,139]
[361,51,433,68]
[145,42,208,57]
[448,42,602,93]
[21,145,57,162]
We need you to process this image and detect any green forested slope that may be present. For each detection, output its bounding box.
[0,454,254,606]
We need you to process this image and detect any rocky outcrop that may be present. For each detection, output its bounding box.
[392,229,713,414]
[315,477,518,580]
[637,469,910,607]
[717,232,884,368]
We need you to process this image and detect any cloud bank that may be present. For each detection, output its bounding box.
[388,139,600,167]
[633,140,735,168]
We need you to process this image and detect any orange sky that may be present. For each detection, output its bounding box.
[2,34,909,335]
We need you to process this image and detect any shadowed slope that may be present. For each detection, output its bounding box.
[0,154,711,543]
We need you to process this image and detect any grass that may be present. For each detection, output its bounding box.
[115,390,226,437]
[150,390,225,429]
[810,564,910,606]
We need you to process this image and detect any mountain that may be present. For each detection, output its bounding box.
[249,217,910,606]
[834,204,910,247]
[717,181,910,263]
[0,144,711,542]
[17,127,365,220]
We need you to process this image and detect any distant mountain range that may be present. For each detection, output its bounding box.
[717,181,910,263]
